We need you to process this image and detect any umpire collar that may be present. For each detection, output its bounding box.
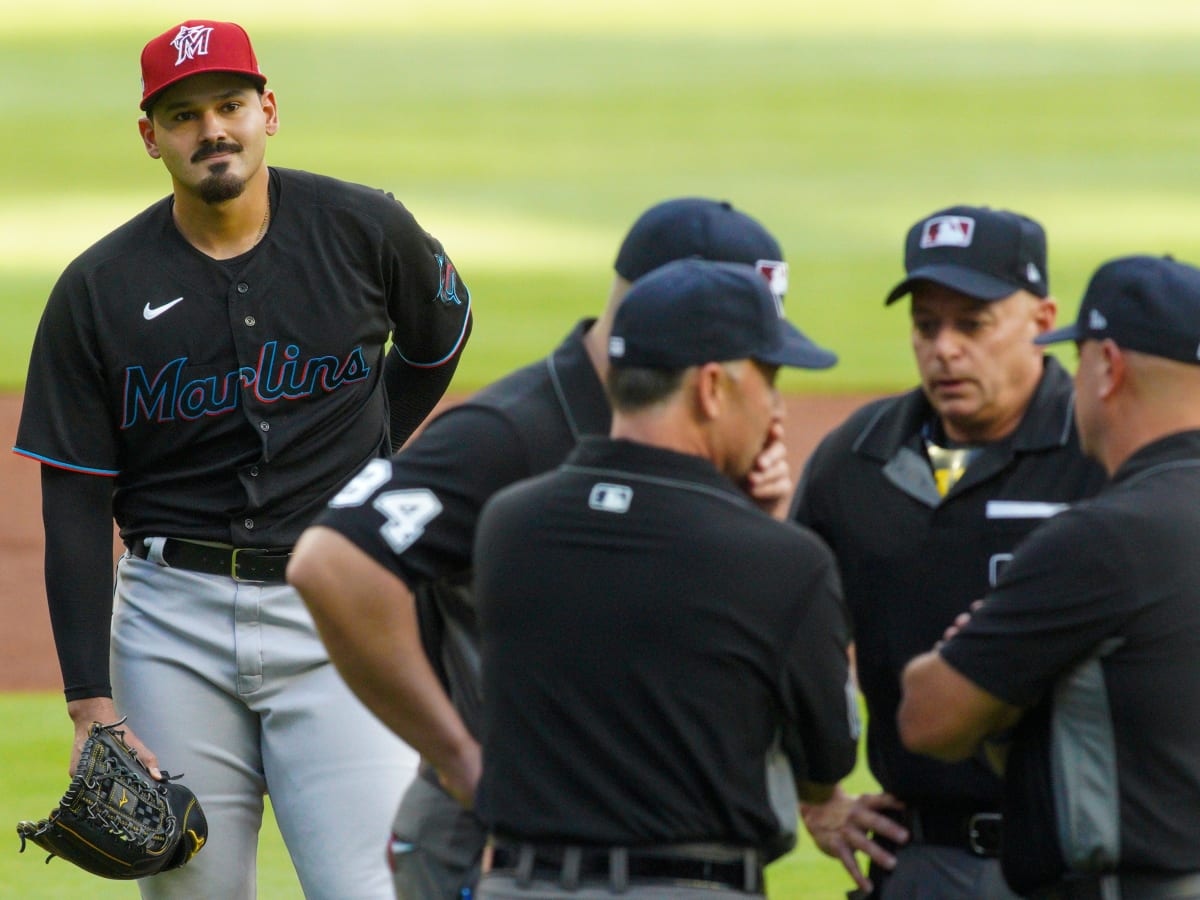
[547,319,613,441]
[851,355,1078,463]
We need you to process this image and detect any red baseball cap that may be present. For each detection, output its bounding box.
[140,20,267,111]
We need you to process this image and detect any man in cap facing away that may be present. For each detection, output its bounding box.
[791,205,1105,898]
[900,254,1200,899]
[469,259,858,898]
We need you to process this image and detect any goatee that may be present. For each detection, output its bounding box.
[199,167,247,205]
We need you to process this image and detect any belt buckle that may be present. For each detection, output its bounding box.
[967,812,1002,857]
[230,548,266,583]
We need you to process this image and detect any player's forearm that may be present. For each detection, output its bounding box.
[288,527,478,774]
[383,318,471,450]
[898,650,1020,761]
[40,466,117,701]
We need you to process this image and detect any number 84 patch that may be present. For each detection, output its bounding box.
[330,458,444,554]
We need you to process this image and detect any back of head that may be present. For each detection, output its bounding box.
[614,198,787,299]
[1037,254,1200,366]
[885,204,1048,304]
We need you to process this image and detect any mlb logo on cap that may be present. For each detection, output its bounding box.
[885,204,1049,305]
[756,260,789,308]
[920,216,975,249]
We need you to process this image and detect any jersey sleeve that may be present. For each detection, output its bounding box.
[379,198,471,370]
[778,534,860,785]
[314,403,535,592]
[941,506,1132,709]
[14,265,121,474]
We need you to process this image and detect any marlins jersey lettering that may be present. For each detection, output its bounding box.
[14,167,471,548]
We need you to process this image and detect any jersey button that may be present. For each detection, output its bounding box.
[244,518,255,530]
[244,315,256,327]
[259,421,270,432]
[237,282,249,294]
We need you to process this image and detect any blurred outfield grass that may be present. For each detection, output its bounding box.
[5,1,1200,394]
[4,2,1200,897]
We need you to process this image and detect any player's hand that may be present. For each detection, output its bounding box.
[435,736,483,810]
[744,421,793,520]
[66,698,162,780]
[938,599,985,647]
[800,787,908,894]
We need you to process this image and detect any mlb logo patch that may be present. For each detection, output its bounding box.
[920,216,975,249]
[589,483,633,514]
[756,260,789,307]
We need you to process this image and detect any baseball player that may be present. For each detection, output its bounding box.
[900,254,1200,899]
[470,259,856,899]
[791,205,1106,898]
[12,20,471,899]
[287,197,797,899]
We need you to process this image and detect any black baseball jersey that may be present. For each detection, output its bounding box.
[791,357,1105,808]
[14,166,471,548]
[942,430,1200,894]
[315,321,610,739]
[474,437,858,853]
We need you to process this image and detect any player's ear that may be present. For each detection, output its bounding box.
[694,362,726,421]
[1032,293,1058,334]
[1098,338,1124,399]
[138,116,161,160]
[261,89,279,137]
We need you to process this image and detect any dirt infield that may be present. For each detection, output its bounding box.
[0,391,876,692]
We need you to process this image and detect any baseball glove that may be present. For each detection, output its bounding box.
[16,718,207,880]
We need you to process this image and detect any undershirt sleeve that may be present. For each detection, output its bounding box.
[779,540,859,785]
[383,314,472,450]
[40,465,117,701]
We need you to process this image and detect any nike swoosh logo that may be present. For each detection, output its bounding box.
[143,297,184,320]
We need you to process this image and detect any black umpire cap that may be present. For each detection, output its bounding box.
[614,198,788,303]
[608,259,837,371]
[1036,254,1200,365]
[885,205,1049,304]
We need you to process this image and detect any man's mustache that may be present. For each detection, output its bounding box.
[192,142,243,163]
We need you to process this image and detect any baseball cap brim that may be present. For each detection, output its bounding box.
[142,70,266,111]
[884,265,1023,305]
[756,323,838,370]
[1033,324,1082,346]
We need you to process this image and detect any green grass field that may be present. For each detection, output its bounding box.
[4,2,1200,896]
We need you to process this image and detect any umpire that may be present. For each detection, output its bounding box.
[791,205,1106,898]
[471,259,858,899]
[899,254,1200,899]
[287,198,798,898]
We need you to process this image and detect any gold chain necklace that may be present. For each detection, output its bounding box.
[254,198,270,245]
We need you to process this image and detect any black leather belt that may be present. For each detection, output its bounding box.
[129,539,292,584]
[881,806,1002,858]
[488,839,764,894]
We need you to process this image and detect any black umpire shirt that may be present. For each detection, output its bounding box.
[942,430,1200,894]
[474,437,858,853]
[792,357,1105,810]
[316,320,610,749]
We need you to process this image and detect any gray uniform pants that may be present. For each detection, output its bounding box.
[390,773,486,899]
[112,546,419,899]
[879,844,1020,900]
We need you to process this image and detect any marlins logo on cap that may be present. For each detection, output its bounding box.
[140,20,267,111]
